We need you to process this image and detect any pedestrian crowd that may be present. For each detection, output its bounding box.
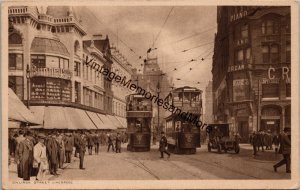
[8,130,128,181]
[249,128,291,173]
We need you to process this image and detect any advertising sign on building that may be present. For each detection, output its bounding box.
[233,79,249,101]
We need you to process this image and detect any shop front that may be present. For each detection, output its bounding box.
[260,105,281,134]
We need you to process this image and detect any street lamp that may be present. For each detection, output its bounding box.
[26,64,30,108]
[156,81,161,137]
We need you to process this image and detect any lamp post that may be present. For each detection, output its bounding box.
[156,81,161,136]
[26,64,30,108]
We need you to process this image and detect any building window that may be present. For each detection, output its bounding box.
[75,82,81,103]
[262,46,269,63]
[9,76,23,99]
[74,61,81,76]
[9,53,23,70]
[31,55,46,68]
[270,45,279,63]
[235,48,251,64]
[286,41,291,63]
[74,41,80,56]
[9,33,22,44]
[262,84,279,98]
[262,20,279,35]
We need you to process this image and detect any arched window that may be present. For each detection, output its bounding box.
[74,40,80,55]
[9,33,22,44]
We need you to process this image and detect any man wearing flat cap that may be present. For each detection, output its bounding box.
[33,134,48,180]
[273,127,291,173]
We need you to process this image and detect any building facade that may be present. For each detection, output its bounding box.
[212,6,291,142]
[204,81,214,124]
[8,6,131,130]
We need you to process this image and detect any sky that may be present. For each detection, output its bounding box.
[75,6,217,90]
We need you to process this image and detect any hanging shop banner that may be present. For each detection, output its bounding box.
[233,79,249,101]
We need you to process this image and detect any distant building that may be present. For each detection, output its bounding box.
[212,6,291,142]
[204,81,213,124]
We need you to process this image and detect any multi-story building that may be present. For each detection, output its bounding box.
[204,81,214,124]
[8,6,131,130]
[212,6,291,142]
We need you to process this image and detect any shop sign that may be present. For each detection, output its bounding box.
[266,121,275,125]
[228,64,247,72]
[230,10,248,22]
[268,66,290,80]
[261,78,280,84]
[30,67,72,80]
[233,79,249,101]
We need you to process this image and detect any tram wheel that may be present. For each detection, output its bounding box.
[207,144,211,152]
[234,144,240,154]
[217,144,222,153]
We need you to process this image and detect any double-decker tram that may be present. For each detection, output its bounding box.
[126,94,153,152]
[165,86,202,154]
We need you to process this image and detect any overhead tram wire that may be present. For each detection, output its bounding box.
[152,6,174,48]
[157,25,217,49]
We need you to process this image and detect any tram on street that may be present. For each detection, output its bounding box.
[126,94,153,152]
[164,86,202,154]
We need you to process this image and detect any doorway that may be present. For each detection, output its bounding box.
[238,120,249,143]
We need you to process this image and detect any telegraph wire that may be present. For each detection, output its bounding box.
[152,6,174,47]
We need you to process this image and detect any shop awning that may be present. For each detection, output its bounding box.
[8,88,41,125]
[30,106,45,128]
[115,116,127,129]
[97,114,117,130]
[85,111,106,129]
[64,107,97,130]
[107,115,123,129]
[44,106,69,129]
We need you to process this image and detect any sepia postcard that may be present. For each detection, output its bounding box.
[1,0,299,189]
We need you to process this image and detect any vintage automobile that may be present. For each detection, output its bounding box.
[206,124,240,154]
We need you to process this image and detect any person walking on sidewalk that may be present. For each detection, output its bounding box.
[56,132,65,169]
[46,133,59,175]
[33,134,48,180]
[159,132,170,159]
[251,132,258,156]
[94,132,100,155]
[273,127,291,173]
[107,133,114,152]
[115,133,122,153]
[87,132,94,155]
[15,130,25,178]
[78,134,87,170]
[65,133,74,163]
[16,132,34,180]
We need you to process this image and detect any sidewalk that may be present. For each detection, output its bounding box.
[8,156,78,181]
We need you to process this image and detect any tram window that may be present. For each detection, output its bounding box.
[128,101,133,111]
[178,92,183,101]
[183,92,191,102]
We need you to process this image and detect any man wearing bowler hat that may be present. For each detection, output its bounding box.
[159,131,170,159]
[273,127,291,173]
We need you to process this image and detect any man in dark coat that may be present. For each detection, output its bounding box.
[46,134,59,175]
[115,133,122,153]
[73,131,80,157]
[64,133,74,163]
[272,133,280,154]
[78,134,86,169]
[251,132,258,156]
[94,132,100,154]
[87,132,94,155]
[16,133,34,180]
[15,130,25,178]
[107,133,114,152]
[159,132,170,159]
[273,127,291,173]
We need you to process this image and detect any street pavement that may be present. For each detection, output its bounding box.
[43,143,291,180]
